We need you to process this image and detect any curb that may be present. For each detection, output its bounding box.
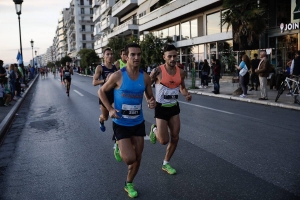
[0,75,39,143]
[188,90,300,111]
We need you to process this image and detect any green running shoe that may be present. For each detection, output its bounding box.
[162,163,177,175]
[114,142,122,162]
[149,124,157,144]
[124,182,138,198]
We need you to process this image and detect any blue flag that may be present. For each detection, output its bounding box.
[16,51,23,64]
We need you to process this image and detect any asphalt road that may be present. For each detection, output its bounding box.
[0,73,299,200]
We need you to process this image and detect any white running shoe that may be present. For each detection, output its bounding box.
[239,94,246,98]
[199,85,203,88]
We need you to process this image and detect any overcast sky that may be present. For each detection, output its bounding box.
[0,0,71,66]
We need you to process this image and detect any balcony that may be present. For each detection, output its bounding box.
[69,29,75,37]
[112,0,138,17]
[81,38,95,43]
[79,28,93,33]
[100,2,109,13]
[92,0,100,7]
[93,8,101,22]
[70,37,76,44]
[107,17,138,38]
[79,20,94,24]
[137,0,146,5]
[100,18,110,30]
[79,11,93,17]
[139,0,218,31]
[70,47,76,52]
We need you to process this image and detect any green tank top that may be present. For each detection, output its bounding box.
[119,59,126,69]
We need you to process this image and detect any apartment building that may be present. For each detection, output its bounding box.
[64,0,95,66]
[93,0,139,57]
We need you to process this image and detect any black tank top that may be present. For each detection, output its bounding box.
[64,67,71,77]
[101,64,117,80]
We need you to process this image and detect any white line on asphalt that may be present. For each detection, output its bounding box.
[73,90,84,96]
[144,135,150,140]
[178,101,261,120]
[178,101,234,114]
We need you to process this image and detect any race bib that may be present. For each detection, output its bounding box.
[121,104,141,119]
[65,72,70,76]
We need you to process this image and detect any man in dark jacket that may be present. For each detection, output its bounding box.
[211,58,221,94]
[290,51,300,97]
[250,54,260,91]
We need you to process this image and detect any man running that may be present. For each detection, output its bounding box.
[99,43,155,198]
[93,48,118,132]
[63,62,73,96]
[149,44,192,175]
[114,48,127,69]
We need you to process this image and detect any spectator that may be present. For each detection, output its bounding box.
[255,50,270,100]
[235,55,250,98]
[0,77,11,106]
[289,50,300,96]
[199,59,210,88]
[0,60,7,80]
[8,64,16,101]
[211,58,221,94]
[249,53,260,91]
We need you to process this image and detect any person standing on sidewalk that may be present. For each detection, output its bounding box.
[236,55,250,98]
[199,59,210,88]
[211,58,221,94]
[149,44,192,175]
[290,51,300,95]
[99,43,156,198]
[255,50,270,100]
[0,60,7,80]
[250,53,260,91]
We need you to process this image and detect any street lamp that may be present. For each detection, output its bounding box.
[13,0,23,65]
[30,39,34,68]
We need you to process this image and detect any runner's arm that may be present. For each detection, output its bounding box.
[92,65,104,86]
[144,73,156,109]
[114,60,120,70]
[149,67,160,84]
[179,69,192,101]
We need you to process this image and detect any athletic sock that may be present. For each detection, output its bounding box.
[163,160,169,165]
[153,127,157,134]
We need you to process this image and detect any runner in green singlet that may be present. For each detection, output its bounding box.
[114,49,127,69]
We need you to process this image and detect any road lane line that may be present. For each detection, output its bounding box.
[178,101,234,114]
[73,90,84,96]
[178,101,261,120]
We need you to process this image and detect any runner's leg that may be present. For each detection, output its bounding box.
[164,114,180,162]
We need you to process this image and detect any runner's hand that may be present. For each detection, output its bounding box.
[147,97,156,109]
[186,93,192,101]
[109,109,120,119]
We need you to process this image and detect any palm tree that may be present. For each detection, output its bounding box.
[221,0,267,50]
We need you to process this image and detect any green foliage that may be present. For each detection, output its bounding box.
[46,62,55,68]
[55,60,61,67]
[221,0,267,50]
[107,35,139,62]
[140,33,173,70]
[77,49,100,69]
[60,56,72,66]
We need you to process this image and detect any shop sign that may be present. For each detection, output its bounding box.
[280,22,299,33]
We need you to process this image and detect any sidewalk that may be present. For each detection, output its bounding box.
[0,75,39,143]
[186,76,300,111]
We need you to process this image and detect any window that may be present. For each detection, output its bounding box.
[81,8,85,14]
[82,25,85,31]
[161,28,168,38]
[181,21,190,39]
[83,43,86,48]
[82,34,86,40]
[89,0,92,5]
[168,26,175,37]
[191,19,198,38]
[90,8,93,14]
[91,25,94,32]
[207,12,221,35]
[91,34,94,40]
[80,0,84,5]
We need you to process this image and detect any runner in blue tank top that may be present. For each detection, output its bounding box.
[93,48,118,132]
[99,43,156,198]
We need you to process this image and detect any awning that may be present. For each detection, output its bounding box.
[120,8,138,22]
[137,0,159,15]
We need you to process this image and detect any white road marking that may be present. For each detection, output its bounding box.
[73,90,84,96]
[178,101,234,115]
[178,101,261,120]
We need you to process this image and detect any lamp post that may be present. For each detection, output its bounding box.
[13,0,23,65]
[30,39,34,69]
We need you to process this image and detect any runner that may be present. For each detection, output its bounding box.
[63,62,73,96]
[99,43,155,198]
[149,44,192,175]
[40,67,45,79]
[60,66,63,83]
[93,48,118,132]
[114,48,127,69]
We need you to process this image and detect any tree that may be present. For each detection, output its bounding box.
[55,60,61,67]
[60,56,72,66]
[46,62,55,68]
[221,0,267,50]
[77,49,100,69]
[140,33,173,71]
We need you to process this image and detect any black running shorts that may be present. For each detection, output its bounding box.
[99,90,114,108]
[154,102,180,121]
[113,121,146,141]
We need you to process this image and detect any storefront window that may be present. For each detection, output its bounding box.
[161,28,168,39]
[221,10,232,33]
[181,21,190,40]
[191,19,198,38]
[175,24,179,36]
[207,42,217,65]
[169,26,175,37]
[207,12,221,35]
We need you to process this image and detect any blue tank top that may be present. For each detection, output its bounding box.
[113,68,145,126]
